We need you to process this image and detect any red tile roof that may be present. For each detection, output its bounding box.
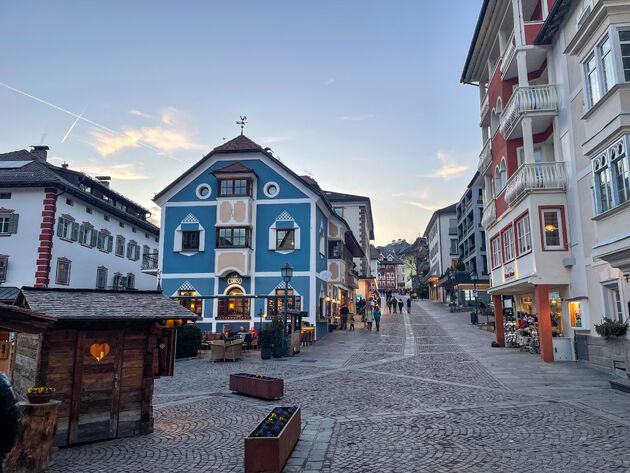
[212,134,262,152]
[212,162,255,174]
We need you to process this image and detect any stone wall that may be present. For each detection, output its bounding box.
[12,333,42,401]
[585,335,629,376]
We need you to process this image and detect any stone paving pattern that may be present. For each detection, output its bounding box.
[49,301,630,472]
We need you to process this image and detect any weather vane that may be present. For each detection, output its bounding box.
[236,116,247,135]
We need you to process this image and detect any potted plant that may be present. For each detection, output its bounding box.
[594,318,629,339]
[229,373,283,400]
[258,328,273,360]
[271,317,284,358]
[27,386,56,404]
[244,406,301,473]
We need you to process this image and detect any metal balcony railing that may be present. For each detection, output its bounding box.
[141,252,159,270]
[504,162,567,206]
[500,85,559,138]
[478,139,491,173]
[500,31,516,76]
[481,200,496,229]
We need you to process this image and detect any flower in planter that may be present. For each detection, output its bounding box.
[251,406,298,438]
[234,373,277,381]
[27,387,56,395]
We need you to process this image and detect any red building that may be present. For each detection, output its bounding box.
[377,254,402,291]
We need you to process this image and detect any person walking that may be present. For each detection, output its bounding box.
[386,297,392,314]
[374,306,382,332]
[365,306,374,331]
[398,299,404,313]
[391,296,397,313]
[340,305,349,330]
[0,372,22,473]
[407,297,412,314]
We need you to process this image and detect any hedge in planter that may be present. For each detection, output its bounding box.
[271,316,285,358]
[594,318,628,339]
[176,324,202,358]
[258,328,273,360]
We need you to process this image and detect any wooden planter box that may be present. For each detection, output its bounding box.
[230,373,284,400]
[244,407,301,473]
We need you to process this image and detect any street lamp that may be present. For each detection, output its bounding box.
[470,270,478,325]
[281,262,293,356]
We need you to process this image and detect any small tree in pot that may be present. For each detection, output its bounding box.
[271,316,285,358]
[258,328,273,360]
[176,324,202,358]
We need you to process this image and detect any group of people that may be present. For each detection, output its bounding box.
[386,295,412,314]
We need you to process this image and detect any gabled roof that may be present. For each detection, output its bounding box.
[0,148,159,234]
[0,286,21,302]
[211,161,255,174]
[213,134,263,152]
[422,203,457,238]
[324,190,371,203]
[19,287,200,321]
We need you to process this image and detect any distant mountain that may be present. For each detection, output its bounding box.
[377,239,411,256]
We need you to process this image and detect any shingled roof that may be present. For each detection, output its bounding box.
[213,135,263,152]
[0,148,159,234]
[20,287,200,321]
[211,161,255,174]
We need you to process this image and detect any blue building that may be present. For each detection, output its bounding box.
[153,134,363,338]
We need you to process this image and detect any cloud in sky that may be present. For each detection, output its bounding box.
[90,107,205,156]
[260,135,291,144]
[424,151,469,180]
[129,109,154,119]
[405,201,446,212]
[323,78,335,86]
[148,205,161,226]
[337,114,375,121]
[80,162,151,180]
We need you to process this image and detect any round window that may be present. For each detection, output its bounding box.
[264,182,279,198]
[196,184,212,199]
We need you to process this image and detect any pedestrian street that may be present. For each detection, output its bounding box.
[48,300,630,473]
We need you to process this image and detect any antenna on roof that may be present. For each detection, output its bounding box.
[236,116,247,135]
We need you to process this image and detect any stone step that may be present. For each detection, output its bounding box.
[610,377,630,394]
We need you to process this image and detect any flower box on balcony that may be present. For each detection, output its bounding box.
[244,406,301,473]
[230,373,284,400]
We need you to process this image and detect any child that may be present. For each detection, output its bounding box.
[349,316,355,331]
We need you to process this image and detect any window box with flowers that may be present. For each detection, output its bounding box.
[229,373,284,400]
[27,386,56,404]
[244,406,301,473]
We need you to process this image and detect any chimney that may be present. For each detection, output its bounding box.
[95,176,111,188]
[30,145,50,162]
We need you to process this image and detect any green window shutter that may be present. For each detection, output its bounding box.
[57,217,64,237]
[107,235,113,252]
[79,225,86,244]
[90,229,98,247]
[8,213,19,234]
[71,222,79,241]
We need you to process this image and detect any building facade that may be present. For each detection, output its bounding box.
[153,134,362,338]
[0,146,159,293]
[463,0,630,367]
[422,204,458,302]
[377,253,403,292]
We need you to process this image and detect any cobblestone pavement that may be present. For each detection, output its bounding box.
[50,301,630,472]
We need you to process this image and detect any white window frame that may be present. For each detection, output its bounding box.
[268,212,300,254]
[491,235,502,269]
[173,214,205,255]
[592,136,630,215]
[56,259,71,285]
[515,213,532,256]
[501,226,515,263]
[601,280,624,323]
[540,208,565,250]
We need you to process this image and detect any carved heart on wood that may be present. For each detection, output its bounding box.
[90,343,110,362]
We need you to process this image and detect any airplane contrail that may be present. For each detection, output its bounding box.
[61,111,84,144]
[0,81,182,160]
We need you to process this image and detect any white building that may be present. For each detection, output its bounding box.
[0,146,159,294]
[462,0,630,368]
[422,203,457,302]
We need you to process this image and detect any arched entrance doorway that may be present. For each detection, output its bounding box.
[217,287,251,320]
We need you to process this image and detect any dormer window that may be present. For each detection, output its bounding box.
[218,179,251,197]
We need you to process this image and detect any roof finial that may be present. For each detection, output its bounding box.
[236,115,247,135]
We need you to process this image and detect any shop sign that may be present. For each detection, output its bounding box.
[227,273,243,285]
[504,264,515,280]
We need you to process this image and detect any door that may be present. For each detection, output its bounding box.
[69,330,123,444]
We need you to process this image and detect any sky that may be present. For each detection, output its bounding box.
[0,1,482,246]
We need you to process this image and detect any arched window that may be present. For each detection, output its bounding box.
[500,158,507,189]
[217,287,250,320]
[494,165,501,195]
[490,97,503,137]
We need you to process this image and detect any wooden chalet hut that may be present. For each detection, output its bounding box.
[0,287,199,446]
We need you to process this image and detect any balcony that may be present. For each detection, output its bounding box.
[500,31,516,78]
[504,162,566,206]
[480,92,489,123]
[478,139,491,173]
[500,85,559,139]
[481,200,496,229]
[500,25,548,80]
[448,226,458,236]
[141,252,159,275]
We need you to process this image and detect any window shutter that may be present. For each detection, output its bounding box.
[107,235,113,252]
[71,222,79,241]
[126,243,132,259]
[134,245,140,261]
[90,229,98,247]
[8,213,19,234]
[294,226,301,250]
[57,217,64,237]
[0,257,7,282]
[79,225,86,244]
